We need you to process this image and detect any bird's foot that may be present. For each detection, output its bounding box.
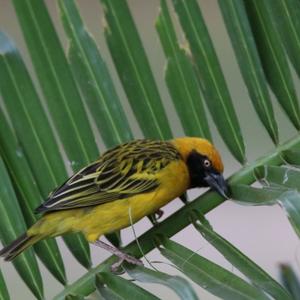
[111,252,143,273]
[94,239,143,272]
[149,209,164,225]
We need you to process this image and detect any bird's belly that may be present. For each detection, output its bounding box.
[77,191,174,241]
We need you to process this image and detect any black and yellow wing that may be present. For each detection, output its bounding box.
[35,139,181,213]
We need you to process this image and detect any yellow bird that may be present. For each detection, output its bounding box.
[0,137,227,270]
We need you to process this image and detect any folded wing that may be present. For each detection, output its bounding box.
[35,139,180,213]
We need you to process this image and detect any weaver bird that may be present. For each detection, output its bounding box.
[0,137,227,270]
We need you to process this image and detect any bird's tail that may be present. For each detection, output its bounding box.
[0,233,40,261]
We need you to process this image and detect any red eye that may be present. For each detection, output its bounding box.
[204,159,211,168]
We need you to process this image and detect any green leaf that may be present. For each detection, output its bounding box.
[156,0,211,140]
[62,233,91,269]
[125,264,198,300]
[244,0,300,130]
[0,110,66,284]
[218,0,278,144]
[59,0,133,149]
[278,190,300,238]
[0,31,90,269]
[230,184,280,205]
[12,0,98,170]
[0,31,65,201]
[282,149,300,165]
[96,273,160,300]
[0,156,43,300]
[191,212,292,300]
[0,270,9,300]
[158,237,269,300]
[255,165,300,190]
[101,0,172,140]
[280,264,300,300]
[271,0,300,79]
[252,166,300,237]
[231,184,300,238]
[65,294,85,300]
[172,0,245,163]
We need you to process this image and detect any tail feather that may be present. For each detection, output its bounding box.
[0,233,38,261]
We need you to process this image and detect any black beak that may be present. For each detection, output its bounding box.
[204,172,229,199]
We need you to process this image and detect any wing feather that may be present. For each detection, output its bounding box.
[35,139,181,213]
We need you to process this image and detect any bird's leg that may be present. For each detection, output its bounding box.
[179,192,188,205]
[94,240,143,272]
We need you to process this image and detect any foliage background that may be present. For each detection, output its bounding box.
[0,0,299,299]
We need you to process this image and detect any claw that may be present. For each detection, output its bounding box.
[148,208,164,225]
[155,209,164,220]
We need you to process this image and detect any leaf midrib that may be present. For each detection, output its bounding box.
[26,1,91,164]
[107,1,165,139]
[0,171,41,297]
[162,246,259,300]
[181,0,244,157]
[228,1,277,138]
[160,7,206,137]
[3,55,58,186]
[253,1,299,121]
[281,0,300,61]
[60,1,123,144]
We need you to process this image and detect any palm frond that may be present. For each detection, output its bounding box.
[1,0,300,299]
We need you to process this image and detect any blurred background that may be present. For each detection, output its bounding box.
[0,0,299,299]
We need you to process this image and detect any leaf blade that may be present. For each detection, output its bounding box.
[271,0,300,79]
[101,0,173,140]
[244,0,300,129]
[173,0,245,163]
[156,0,211,140]
[125,264,199,300]
[158,238,269,300]
[280,264,300,300]
[0,110,66,284]
[0,270,9,300]
[12,0,99,169]
[278,190,300,238]
[59,0,133,148]
[218,0,278,144]
[282,149,300,165]
[255,165,300,190]
[0,31,91,269]
[96,273,160,300]
[0,156,43,300]
[191,212,292,300]
[231,184,300,239]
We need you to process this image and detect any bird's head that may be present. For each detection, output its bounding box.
[172,137,228,198]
